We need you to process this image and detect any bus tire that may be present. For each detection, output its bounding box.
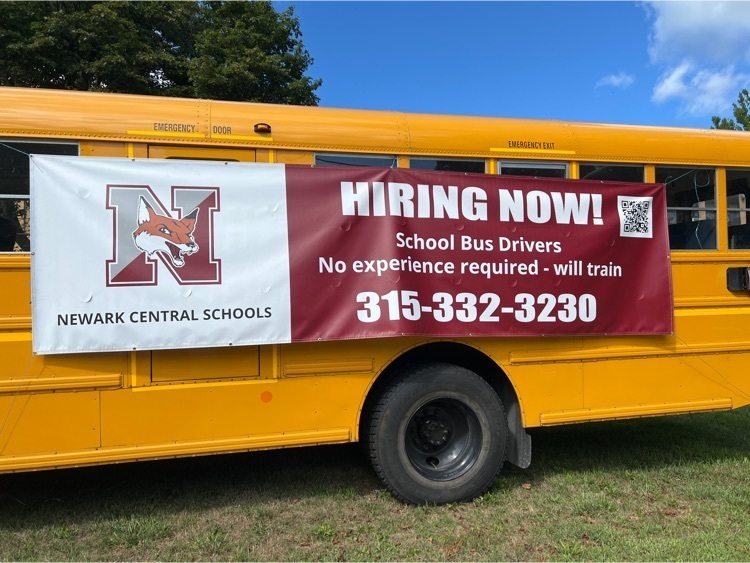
[367,362,508,505]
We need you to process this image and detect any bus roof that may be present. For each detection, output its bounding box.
[1,86,748,166]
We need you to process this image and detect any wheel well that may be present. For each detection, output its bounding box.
[360,342,531,468]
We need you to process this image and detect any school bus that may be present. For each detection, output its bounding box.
[1,87,750,505]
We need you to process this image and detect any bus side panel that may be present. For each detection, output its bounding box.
[671,260,727,304]
[692,353,750,406]
[0,392,100,457]
[477,337,585,427]
[582,352,746,410]
[99,375,371,448]
[0,259,127,464]
[1,266,30,316]
[577,252,750,413]
[0,338,127,387]
[505,360,584,426]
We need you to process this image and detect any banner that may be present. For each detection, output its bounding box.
[31,157,291,354]
[31,157,672,354]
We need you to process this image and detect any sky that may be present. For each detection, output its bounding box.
[275,1,750,129]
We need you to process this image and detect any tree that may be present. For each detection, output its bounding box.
[190,2,321,104]
[0,1,320,105]
[711,89,750,131]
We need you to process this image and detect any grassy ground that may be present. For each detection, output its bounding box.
[0,408,748,561]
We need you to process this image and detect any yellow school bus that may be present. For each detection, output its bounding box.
[1,87,750,504]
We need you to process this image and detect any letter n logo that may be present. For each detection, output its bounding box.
[106,185,221,286]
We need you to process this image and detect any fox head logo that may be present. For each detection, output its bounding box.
[132,196,199,268]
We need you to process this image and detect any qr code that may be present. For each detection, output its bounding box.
[617,196,653,238]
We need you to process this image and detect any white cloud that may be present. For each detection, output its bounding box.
[595,72,635,89]
[643,1,750,118]
[652,61,748,116]
[652,61,694,103]
[645,1,750,65]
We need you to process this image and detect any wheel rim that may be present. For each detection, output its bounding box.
[404,398,482,481]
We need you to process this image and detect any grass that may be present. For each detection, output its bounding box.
[0,408,748,561]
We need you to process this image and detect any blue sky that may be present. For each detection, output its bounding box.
[275,1,750,129]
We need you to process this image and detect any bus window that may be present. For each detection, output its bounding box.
[0,141,78,252]
[657,166,717,250]
[499,161,566,178]
[580,164,644,183]
[315,153,396,167]
[727,169,750,250]
[410,157,485,173]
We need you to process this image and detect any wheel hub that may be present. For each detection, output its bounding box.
[404,398,483,482]
[418,415,451,447]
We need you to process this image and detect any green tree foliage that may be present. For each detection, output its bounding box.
[190,2,320,105]
[0,1,320,105]
[711,89,750,131]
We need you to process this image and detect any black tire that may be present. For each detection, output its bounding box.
[367,362,508,505]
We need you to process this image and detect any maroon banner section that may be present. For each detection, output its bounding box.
[285,166,673,341]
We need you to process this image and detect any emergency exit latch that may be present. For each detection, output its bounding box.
[726,267,750,291]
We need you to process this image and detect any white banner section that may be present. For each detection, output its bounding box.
[31,156,291,354]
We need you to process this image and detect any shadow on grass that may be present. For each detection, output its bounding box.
[0,408,747,530]
[528,407,750,473]
[0,442,378,531]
